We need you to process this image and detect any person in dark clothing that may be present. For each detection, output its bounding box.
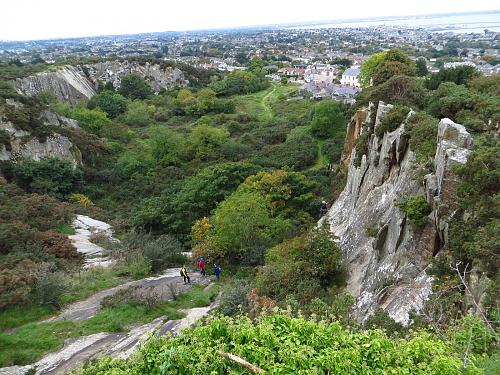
[319,200,328,219]
[180,266,190,284]
[214,264,221,280]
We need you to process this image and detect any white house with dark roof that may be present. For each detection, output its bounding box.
[341,66,361,88]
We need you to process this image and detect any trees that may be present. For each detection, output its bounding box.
[65,104,111,135]
[416,58,429,77]
[124,100,155,127]
[88,90,127,119]
[310,100,346,139]
[194,190,290,264]
[13,157,82,199]
[188,124,230,161]
[209,70,269,96]
[359,49,416,87]
[118,74,152,100]
[426,66,480,90]
[149,127,186,166]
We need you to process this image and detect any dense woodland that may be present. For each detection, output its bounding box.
[0,51,498,373]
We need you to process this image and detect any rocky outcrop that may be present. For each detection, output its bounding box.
[324,102,473,325]
[15,66,96,105]
[339,106,368,172]
[0,102,82,166]
[15,60,187,104]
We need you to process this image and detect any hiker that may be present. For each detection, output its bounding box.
[319,200,328,219]
[180,265,190,284]
[214,264,221,280]
[198,258,206,276]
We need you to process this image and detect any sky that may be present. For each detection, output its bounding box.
[0,0,498,41]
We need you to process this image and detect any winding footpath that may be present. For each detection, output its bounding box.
[0,270,217,375]
[0,216,218,375]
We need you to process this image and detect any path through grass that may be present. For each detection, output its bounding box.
[0,284,218,367]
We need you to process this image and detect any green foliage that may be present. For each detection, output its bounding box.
[366,226,378,237]
[30,272,68,307]
[202,190,291,264]
[56,224,76,235]
[406,112,438,163]
[447,315,498,356]
[353,131,370,167]
[123,100,155,127]
[118,74,152,100]
[279,126,318,169]
[426,65,481,90]
[88,90,128,118]
[141,235,186,272]
[375,105,410,137]
[149,126,186,166]
[13,157,82,199]
[310,100,347,139]
[360,49,416,87]
[188,123,230,161]
[256,221,343,302]
[77,313,482,374]
[135,162,260,236]
[398,195,431,226]
[209,70,269,96]
[364,308,408,337]
[450,137,499,274]
[66,103,112,135]
[427,82,476,121]
[416,58,429,77]
[217,280,252,316]
[357,75,428,109]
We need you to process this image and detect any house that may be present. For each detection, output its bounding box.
[340,67,361,88]
[278,67,305,77]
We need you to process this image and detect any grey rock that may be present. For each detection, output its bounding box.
[14,60,187,105]
[324,102,473,325]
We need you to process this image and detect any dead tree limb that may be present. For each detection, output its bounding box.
[217,350,264,374]
[453,262,496,334]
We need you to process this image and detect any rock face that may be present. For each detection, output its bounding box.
[15,60,187,104]
[0,102,82,167]
[70,215,118,268]
[324,102,473,325]
[15,66,96,105]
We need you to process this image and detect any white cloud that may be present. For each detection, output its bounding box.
[0,0,497,40]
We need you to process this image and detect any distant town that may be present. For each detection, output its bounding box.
[1,15,499,104]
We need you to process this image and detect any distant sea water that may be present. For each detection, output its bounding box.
[295,12,500,33]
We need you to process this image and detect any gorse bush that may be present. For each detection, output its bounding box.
[406,111,438,163]
[399,195,431,226]
[13,157,82,199]
[375,104,410,137]
[77,313,482,374]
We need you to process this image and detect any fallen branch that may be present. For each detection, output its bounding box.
[217,350,264,374]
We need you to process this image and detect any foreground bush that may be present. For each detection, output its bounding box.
[77,313,482,374]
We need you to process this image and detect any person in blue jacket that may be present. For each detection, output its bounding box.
[214,264,221,280]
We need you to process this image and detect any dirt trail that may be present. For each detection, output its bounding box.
[0,270,216,375]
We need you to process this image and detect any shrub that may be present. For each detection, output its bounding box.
[406,112,438,163]
[77,313,483,374]
[13,157,82,199]
[88,90,128,118]
[118,74,152,100]
[364,308,408,337]
[30,272,69,307]
[398,195,431,226]
[217,280,252,316]
[375,105,410,137]
[353,131,370,167]
[142,235,186,272]
[310,100,346,139]
[366,226,378,237]
[123,100,155,127]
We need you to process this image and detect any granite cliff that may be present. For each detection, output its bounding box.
[324,101,473,325]
[0,100,82,168]
[15,60,187,104]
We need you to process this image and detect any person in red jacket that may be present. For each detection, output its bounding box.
[198,259,206,276]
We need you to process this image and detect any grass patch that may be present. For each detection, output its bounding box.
[60,267,127,305]
[0,282,217,367]
[0,305,56,332]
[56,223,76,235]
[168,284,220,309]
